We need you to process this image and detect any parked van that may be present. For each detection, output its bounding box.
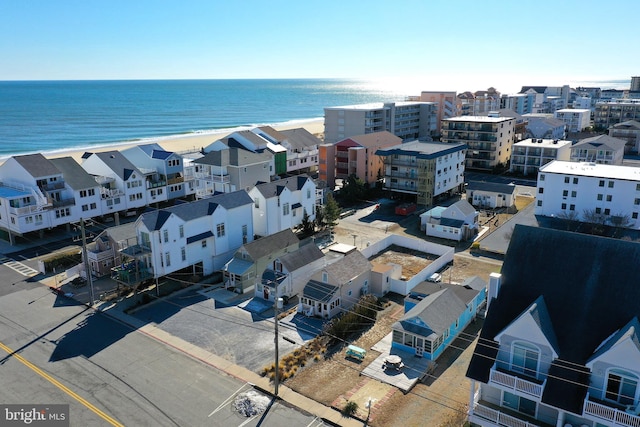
[427,273,442,283]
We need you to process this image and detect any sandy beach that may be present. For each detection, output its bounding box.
[6,118,325,165]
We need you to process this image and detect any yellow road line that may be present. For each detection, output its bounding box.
[0,341,124,427]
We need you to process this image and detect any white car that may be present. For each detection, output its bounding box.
[427,273,442,283]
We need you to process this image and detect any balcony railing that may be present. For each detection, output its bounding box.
[489,368,544,399]
[583,395,640,427]
[469,402,540,427]
[167,176,184,185]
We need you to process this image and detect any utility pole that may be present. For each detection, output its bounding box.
[80,218,95,305]
[274,288,283,397]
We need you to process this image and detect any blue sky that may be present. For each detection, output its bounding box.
[1,0,637,93]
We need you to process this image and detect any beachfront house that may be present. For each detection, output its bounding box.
[112,190,254,286]
[81,150,149,215]
[421,200,479,241]
[299,249,371,319]
[191,147,272,198]
[120,143,196,202]
[466,225,640,427]
[278,128,321,175]
[249,175,317,237]
[391,277,486,361]
[222,229,299,294]
[258,242,326,302]
[85,222,135,277]
[0,154,103,242]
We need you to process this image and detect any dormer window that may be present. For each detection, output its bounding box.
[511,341,540,379]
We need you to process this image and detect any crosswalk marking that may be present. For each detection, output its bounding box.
[0,256,39,277]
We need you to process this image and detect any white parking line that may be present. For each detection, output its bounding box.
[208,383,252,417]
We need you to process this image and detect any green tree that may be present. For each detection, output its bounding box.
[340,174,366,204]
[299,209,315,237]
[323,193,340,229]
[314,204,325,230]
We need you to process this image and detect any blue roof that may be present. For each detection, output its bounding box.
[0,186,31,198]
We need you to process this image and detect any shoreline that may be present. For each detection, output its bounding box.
[0,118,325,165]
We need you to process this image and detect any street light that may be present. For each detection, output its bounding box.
[274,293,283,397]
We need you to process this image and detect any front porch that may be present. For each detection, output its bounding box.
[583,394,640,427]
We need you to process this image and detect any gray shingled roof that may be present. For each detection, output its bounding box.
[280,243,324,272]
[140,190,253,231]
[50,157,98,190]
[242,229,298,261]
[93,151,143,181]
[393,288,467,336]
[572,134,626,151]
[326,250,371,284]
[193,147,270,167]
[447,200,476,216]
[13,153,60,177]
[408,279,483,306]
[279,128,322,149]
[255,175,311,198]
[466,224,640,414]
[303,279,339,303]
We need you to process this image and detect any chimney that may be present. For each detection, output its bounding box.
[487,272,502,310]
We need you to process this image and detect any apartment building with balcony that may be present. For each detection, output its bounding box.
[595,99,640,129]
[553,108,591,132]
[323,101,437,143]
[190,147,272,199]
[376,140,466,207]
[570,135,626,165]
[500,93,536,115]
[319,131,401,189]
[535,160,640,229]
[253,126,322,176]
[509,138,572,176]
[467,224,640,427]
[418,91,457,133]
[441,114,515,171]
[609,120,640,153]
[457,89,501,117]
[519,85,571,113]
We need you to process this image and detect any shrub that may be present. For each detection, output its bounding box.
[342,401,358,418]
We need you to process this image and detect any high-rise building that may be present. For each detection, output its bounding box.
[631,76,640,91]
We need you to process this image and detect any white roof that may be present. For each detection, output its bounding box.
[514,138,572,148]
[555,108,590,113]
[540,160,640,181]
[443,116,513,123]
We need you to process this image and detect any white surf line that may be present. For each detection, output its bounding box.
[208,383,251,417]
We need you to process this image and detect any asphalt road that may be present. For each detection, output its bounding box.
[0,282,325,427]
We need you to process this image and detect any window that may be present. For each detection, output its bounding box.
[179,225,184,238]
[283,203,290,216]
[561,203,567,210]
[511,342,540,379]
[502,391,536,417]
[539,174,545,181]
[216,223,225,237]
[537,200,542,207]
[597,194,603,201]
[202,240,207,248]
[635,199,640,206]
[322,272,328,283]
[604,208,611,215]
[570,204,575,211]
[254,198,259,208]
[596,207,602,214]
[605,369,638,405]
[606,195,612,202]
[163,230,169,242]
[608,181,615,188]
[599,180,605,187]
[562,190,568,197]
[307,189,311,199]
[573,177,579,184]
[165,252,171,267]
[637,183,640,191]
[564,177,570,184]
[181,247,186,261]
[82,204,89,212]
[571,191,577,198]
[90,203,96,209]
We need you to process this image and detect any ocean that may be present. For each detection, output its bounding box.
[0,79,410,158]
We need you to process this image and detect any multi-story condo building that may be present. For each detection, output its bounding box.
[519,85,570,113]
[570,135,626,165]
[319,131,401,190]
[632,76,640,92]
[500,93,535,115]
[467,224,640,427]
[323,101,437,143]
[376,140,466,207]
[509,138,572,176]
[441,114,515,170]
[553,108,591,132]
[418,91,457,132]
[609,120,640,153]
[601,88,626,100]
[595,99,640,128]
[535,160,640,229]
[457,89,500,116]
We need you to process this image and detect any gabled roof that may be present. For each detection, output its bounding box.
[255,126,287,143]
[193,147,270,167]
[12,153,60,177]
[254,175,311,198]
[466,224,640,414]
[393,288,467,337]
[465,181,516,195]
[572,134,627,151]
[445,200,476,217]
[224,130,270,150]
[325,250,371,284]
[91,151,143,181]
[279,243,324,272]
[303,279,339,303]
[520,86,547,94]
[50,157,98,190]
[610,119,640,130]
[132,143,175,160]
[94,222,136,245]
[279,128,322,149]
[408,279,483,306]
[587,317,640,365]
[241,229,298,261]
[140,190,253,231]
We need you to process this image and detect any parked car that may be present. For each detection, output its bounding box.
[427,273,442,283]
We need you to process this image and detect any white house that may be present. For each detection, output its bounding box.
[114,190,254,284]
[421,200,479,241]
[81,150,148,214]
[121,143,196,201]
[465,181,516,209]
[535,160,640,229]
[570,134,626,165]
[249,175,317,237]
[467,225,640,427]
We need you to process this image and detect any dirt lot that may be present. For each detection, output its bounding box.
[369,244,439,280]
